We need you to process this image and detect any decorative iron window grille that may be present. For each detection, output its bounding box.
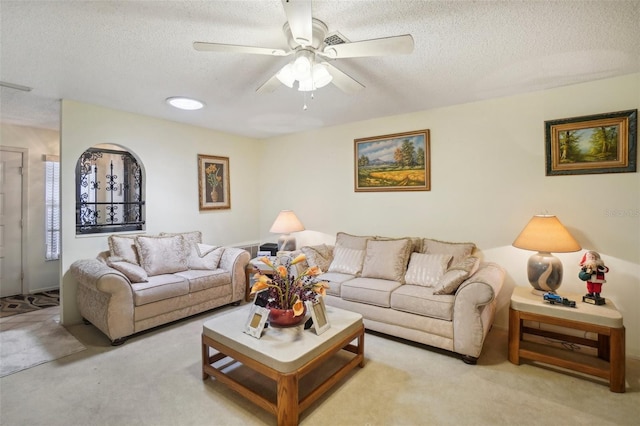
[75,147,145,234]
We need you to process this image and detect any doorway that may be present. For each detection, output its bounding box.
[0,148,25,297]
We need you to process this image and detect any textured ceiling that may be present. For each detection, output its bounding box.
[1,0,639,139]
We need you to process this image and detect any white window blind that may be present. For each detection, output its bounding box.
[45,156,60,260]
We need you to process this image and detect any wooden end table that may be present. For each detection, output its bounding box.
[244,258,275,302]
[508,286,625,392]
[202,305,365,425]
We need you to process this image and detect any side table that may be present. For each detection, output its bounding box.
[244,258,274,302]
[508,286,625,393]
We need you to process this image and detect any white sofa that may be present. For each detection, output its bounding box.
[293,232,505,364]
[70,231,249,345]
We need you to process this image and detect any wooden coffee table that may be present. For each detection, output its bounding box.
[202,305,365,425]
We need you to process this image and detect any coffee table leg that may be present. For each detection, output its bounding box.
[277,372,298,426]
[201,338,209,380]
[358,330,365,367]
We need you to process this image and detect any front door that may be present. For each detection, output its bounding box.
[0,148,24,297]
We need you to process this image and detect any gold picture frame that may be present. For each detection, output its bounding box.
[198,154,230,210]
[545,109,637,175]
[354,129,430,192]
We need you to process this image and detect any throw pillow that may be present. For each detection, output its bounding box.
[404,253,453,287]
[135,235,188,276]
[335,232,372,250]
[301,244,333,272]
[189,244,225,270]
[160,231,202,258]
[108,235,140,265]
[361,238,412,282]
[433,256,481,295]
[106,257,148,283]
[421,238,475,265]
[328,246,365,275]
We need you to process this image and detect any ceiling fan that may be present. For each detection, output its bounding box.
[193,0,414,94]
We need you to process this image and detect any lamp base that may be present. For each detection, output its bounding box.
[527,251,563,293]
[277,234,297,251]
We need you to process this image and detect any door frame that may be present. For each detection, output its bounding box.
[1,146,29,295]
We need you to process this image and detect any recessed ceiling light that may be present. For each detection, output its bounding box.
[165,96,205,110]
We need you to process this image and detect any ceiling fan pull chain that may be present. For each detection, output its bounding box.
[303,91,308,110]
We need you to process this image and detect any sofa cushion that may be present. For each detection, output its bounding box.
[188,244,224,270]
[108,235,140,265]
[131,274,189,306]
[335,232,372,250]
[301,244,333,272]
[361,238,412,283]
[161,231,204,263]
[404,253,452,287]
[106,257,148,283]
[341,277,402,308]
[433,256,481,295]
[390,285,455,321]
[328,246,365,275]
[317,271,355,297]
[376,236,423,253]
[135,235,188,276]
[422,238,475,265]
[174,269,230,292]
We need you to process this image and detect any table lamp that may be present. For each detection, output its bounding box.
[269,210,305,251]
[512,214,581,294]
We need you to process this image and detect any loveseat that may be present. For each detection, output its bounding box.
[292,232,505,364]
[70,231,249,345]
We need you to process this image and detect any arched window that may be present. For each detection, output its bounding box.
[75,145,145,234]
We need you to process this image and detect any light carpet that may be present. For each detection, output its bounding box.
[0,304,638,425]
[0,306,86,377]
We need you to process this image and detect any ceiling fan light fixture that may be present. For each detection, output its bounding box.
[276,64,296,88]
[311,63,332,88]
[165,97,204,110]
[292,50,314,80]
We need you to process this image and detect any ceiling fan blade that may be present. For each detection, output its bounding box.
[281,0,313,46]
[193,41,289,56]
[323,62,365,94]
[256,72,283,94]
[322,34,414,59]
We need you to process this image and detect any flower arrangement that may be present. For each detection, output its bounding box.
[205,163,222,189]
[250,254,328,317]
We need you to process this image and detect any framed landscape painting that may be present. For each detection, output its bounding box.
[545,109,637,176]
[354,129,430,192]
[198,154,230,210]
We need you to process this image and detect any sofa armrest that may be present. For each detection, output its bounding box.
[452,262,505,358]
[70,259,135,341]
[219,247,251,302]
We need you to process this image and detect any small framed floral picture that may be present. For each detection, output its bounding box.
[198,154,230,210]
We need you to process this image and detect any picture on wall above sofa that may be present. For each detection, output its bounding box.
[354,129,430,192]
[198,154,231,210]
[545,109,637,176]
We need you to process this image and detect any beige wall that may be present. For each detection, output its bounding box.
[59,100,261,324]
[1,123,60,293]
[55,74,639,356]
[258,73,640,356]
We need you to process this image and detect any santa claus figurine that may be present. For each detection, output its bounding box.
[579,251,609,304]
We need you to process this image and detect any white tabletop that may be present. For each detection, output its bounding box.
[203,305,363,373]
[510,286,623,328]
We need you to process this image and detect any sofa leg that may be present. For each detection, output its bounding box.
[462,355,478,365]
[82,317,91,325]
[111,337,127,346]
[232,301,241,306]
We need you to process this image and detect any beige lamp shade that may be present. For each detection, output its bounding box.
[513,214,581,294]
[270,210,305,251]
[512,215,581,253]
